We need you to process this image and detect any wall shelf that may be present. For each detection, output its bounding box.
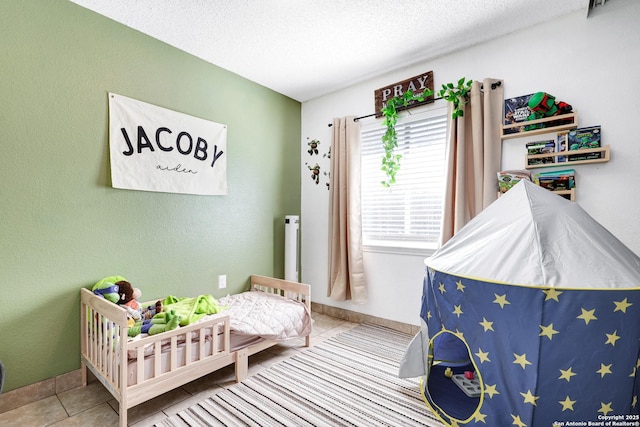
[525,145,610,170]
[501,112,578,140]
[499,187,575,201]
[550,188,575,201]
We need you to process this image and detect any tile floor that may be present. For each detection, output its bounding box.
[0,314,357,427]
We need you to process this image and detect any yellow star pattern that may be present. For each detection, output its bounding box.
[559,395,576,411]
[484,383,500,398]
[543,288,563,302]
[456,280,465,292]
[453,305,463,318]
[605,330,621,347]
[559,367,577,382]
[438,283,446,294]
[427,311,432,320]
[597,363,613,378]
[476,348,491,363]
[577,308,598,325]
[614,298,632,313]
[479,317,494,332]
[513,353,532,369]
[493,293,510,309]
[598,402,614,416]
[473,412,487,423]
[511,414,527,427]
[633,395,638,408]
[539,323,559,340]
[520,390,540,406]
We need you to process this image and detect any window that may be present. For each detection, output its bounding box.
[361,107,447,253]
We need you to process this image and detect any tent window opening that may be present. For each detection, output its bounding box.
[361,108,447,252]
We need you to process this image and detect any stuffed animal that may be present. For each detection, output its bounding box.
[127,310,180,337]
[115,280,162,322]
[525,92,573,131]
[92,275,127,303]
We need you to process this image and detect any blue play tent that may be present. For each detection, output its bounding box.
[402,180,640,426]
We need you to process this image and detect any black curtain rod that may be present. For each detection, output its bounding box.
[327,96,443,127]
[327,81,501,127]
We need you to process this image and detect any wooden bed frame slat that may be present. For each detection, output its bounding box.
[80,275,311,427]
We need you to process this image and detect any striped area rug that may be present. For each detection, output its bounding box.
[157,323,444,427]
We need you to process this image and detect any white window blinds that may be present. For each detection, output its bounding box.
[361,109,447,250]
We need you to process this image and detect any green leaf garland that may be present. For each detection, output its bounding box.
[379,77,473,187]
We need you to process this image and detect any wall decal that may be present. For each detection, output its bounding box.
[304,137,330,190]
[307,163,321,184]
[307,139,320,155]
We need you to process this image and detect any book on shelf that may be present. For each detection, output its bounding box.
[533,169,576,191]
[498,170,531,194]
[503,94,534,134]
[566,126,602,161]
[526,140,556,166]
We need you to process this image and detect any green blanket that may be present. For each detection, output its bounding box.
[162,294,224,326]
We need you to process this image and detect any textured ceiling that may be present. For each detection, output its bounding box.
[69,0,588,102]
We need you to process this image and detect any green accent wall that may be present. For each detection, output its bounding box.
[0,1,301,391]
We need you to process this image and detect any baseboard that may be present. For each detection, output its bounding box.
[311,302,421,336]
[0,368,88,414]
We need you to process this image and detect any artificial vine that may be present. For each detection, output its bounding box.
[380,87,432,187]
[437,77,473,119]
[379,77,473,187]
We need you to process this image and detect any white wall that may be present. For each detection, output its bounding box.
[301,1,640,326]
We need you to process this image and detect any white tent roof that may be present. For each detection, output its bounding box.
[426,179,640,289]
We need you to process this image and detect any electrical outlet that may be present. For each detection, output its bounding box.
[218,274,227,289]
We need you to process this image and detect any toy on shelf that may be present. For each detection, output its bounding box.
[524,92,573,131]
[502,92,577,138]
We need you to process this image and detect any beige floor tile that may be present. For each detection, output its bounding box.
[49,402,118,427]
[57,381,113,416]
[0,396,68,427]
[114,387,191,425]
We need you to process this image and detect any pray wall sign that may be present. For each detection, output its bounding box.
[373,71,434,117]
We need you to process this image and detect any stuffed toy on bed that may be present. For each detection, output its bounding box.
[115,280,162,322]
[92,275,127,303]
[127,310,180,337]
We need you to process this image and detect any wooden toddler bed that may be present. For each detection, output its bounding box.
[80,275,311,427]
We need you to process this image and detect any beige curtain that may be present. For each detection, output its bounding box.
[440,78,504,244]
[328,116,367,304]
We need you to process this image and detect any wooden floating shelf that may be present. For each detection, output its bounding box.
[501,112,578,140]
[525,145,610,170]
[551,188,575,201]
[499,187,575,201]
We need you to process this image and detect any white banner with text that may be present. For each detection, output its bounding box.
[108,93,227,195]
